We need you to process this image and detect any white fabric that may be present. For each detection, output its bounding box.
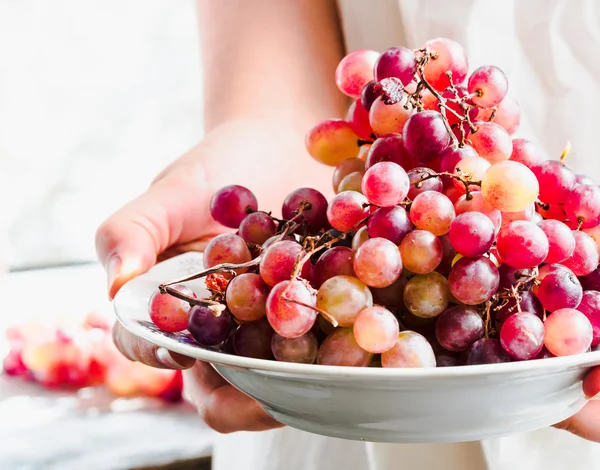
[213,1,600,469]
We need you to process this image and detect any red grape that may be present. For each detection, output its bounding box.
[346,99,374,140]
[532,160,576,205]
[353,306,400,353]
[562,231,600,276]
[332,158,365,191]
[351,225,369,251]
[259,240,305,287]
[382,330,436,368]
[265,280,317,338]
[467,338,511,365]
[365,133,414,170]
[500,312,544,360]
[313,246,355,288]
[577,291,600,346]
[399,230,443,274]
[369,95,413,136]
[374,46,416,85]
[281,188,328,231]
[407,167,443,199]
[204,233,252,273]
[478,95,521,135]
[449,212,495,257]
[469,122,513,164]
[188,307,233,346]
[403,272,451,318]
[361,161,410,207]
[496,291,543,323]
[449,256,499,305]
[335,49,380,98]
[468,65,508,108]
[564,184,600,228]
[410,191,456,236]
[233,318,274,360]
[148,285,195,333]
[271,332,318,364]
[360,79,379,111]
[326,190,370,232]
[306,119,360,166]
[481,161,539,212]
[580,267,600,291]
[317,328,373,366]
[239,212,277,245]
[403,111,451,162]
[353,237,403,288]
[225,273,270,322]
[544,308,593,356]
[422,38,468,90]
[455,192,502,233]
[496,221,549,269]
[317,275,373,327]
[367,206,412,245]
[435,306,484,352]
[537,219,576,263]
[510,138,543,168]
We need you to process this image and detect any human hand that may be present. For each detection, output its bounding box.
[97,118,331,432]
[554,366,600,441]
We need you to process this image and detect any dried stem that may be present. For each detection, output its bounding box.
[411,169,480,200]
[284,297,339,327]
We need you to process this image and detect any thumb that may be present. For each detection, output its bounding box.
[95,162,219,299]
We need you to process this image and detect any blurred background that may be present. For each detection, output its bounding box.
[0,1,215,469]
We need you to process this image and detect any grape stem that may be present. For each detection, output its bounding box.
[411,169,480,200]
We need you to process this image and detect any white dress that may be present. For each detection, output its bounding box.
[213,0,600,469]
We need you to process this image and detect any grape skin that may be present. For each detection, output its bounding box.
[353,237,403,288]
[410,191,456,236]
[361,161,410,207]
[265,280,317,338]
[500,312,544,360]
[448,256,499,305]
[204,233,252,274]
[382,331,436,368]
[469,122,513,164]
[544,308,593,357]
[271,332,319,364]
[481,161,539,212]
[353,306,400,354]
[399,230,443,274]
[577,291,600,346]
[316,275,373,327]
[335,49,380,98]
[326,191,370,232]
[306,119,361,166]
[148,284,195,333]
[496,221,549,269]
[367,206,412,245]
[403,272,451,318]
[317,328,373,367]
[435,306,484,352]
[209,185,258,229]
[226,273,270,322]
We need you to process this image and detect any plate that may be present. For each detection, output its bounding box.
[113,251,600,443]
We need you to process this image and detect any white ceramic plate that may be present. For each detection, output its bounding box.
[114,252,600,443]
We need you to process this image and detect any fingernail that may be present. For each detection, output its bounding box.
[107,255,122,300]
[156,347,189,370]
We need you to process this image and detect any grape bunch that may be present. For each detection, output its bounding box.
[147,38,600,368]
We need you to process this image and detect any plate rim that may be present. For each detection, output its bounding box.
[113,252,600,379]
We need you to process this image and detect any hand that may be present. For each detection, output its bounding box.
[97,118,331,432]
[554,366,600,441]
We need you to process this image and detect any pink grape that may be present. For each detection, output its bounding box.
[468,65,508,108]
[239,212,277,245]
[399,230,443,274]
[326,191,370,232]
[449,256,499,305]
[369,95,413,136]
[564,184,600,228]
[265,280,317,338]
[577,291,600,345]
[259,240,309,287]
[367,206,412,245]
[496,221,549,269]
[353,306,400,353]
[537,269,582,312]
[407,167,443,199]
[481,161,539,212]
[332,158,365,191]
[435,306,484,352]
[467,338,511,365]
[410,191,456,236]
[209,185,258,229]
[583,225,600,254]
[478,95,521,135]
[335,49,380,98]
[317,328,373,367]
[422,38,468,90]
[365,133,414,170]
[403,110,451,162]
[501,205,535,227]
[403,272,451,319]
[233,318,274,360]
[381,331,436,368]
[351,225,369,250]
[317,275,373,327]
[455,192,502,233]
[225,273,270,322]
[449,212,495,257]
[281,187,328,231]
[544,308,593,356]
[148,284,195,333]
[361,161,410,207]
[360,79,379,111]
[306,119,360,166]
[538,219,576,263]
[188,307,232,346]
[439,145,479,189]
[510,138,543,168]
[533,263,570,295]
[532,160,577,205]
[452,156,490,196]
[313,246,356,288]
[374,46,416,85]
[562,231,600,276]
[353,237,403,288]
[204,233,252,274]
[346,99,374,140]
[499,312,544,360]
[271,332,318,364]
[469,122,513,164]
[496,291,543,324]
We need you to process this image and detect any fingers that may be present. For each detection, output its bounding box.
[583,366,600,398]
[112,322,195,370]
[96,155,220,299]
[183,361,283,434]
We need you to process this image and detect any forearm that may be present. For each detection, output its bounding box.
[196,0,347,134]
